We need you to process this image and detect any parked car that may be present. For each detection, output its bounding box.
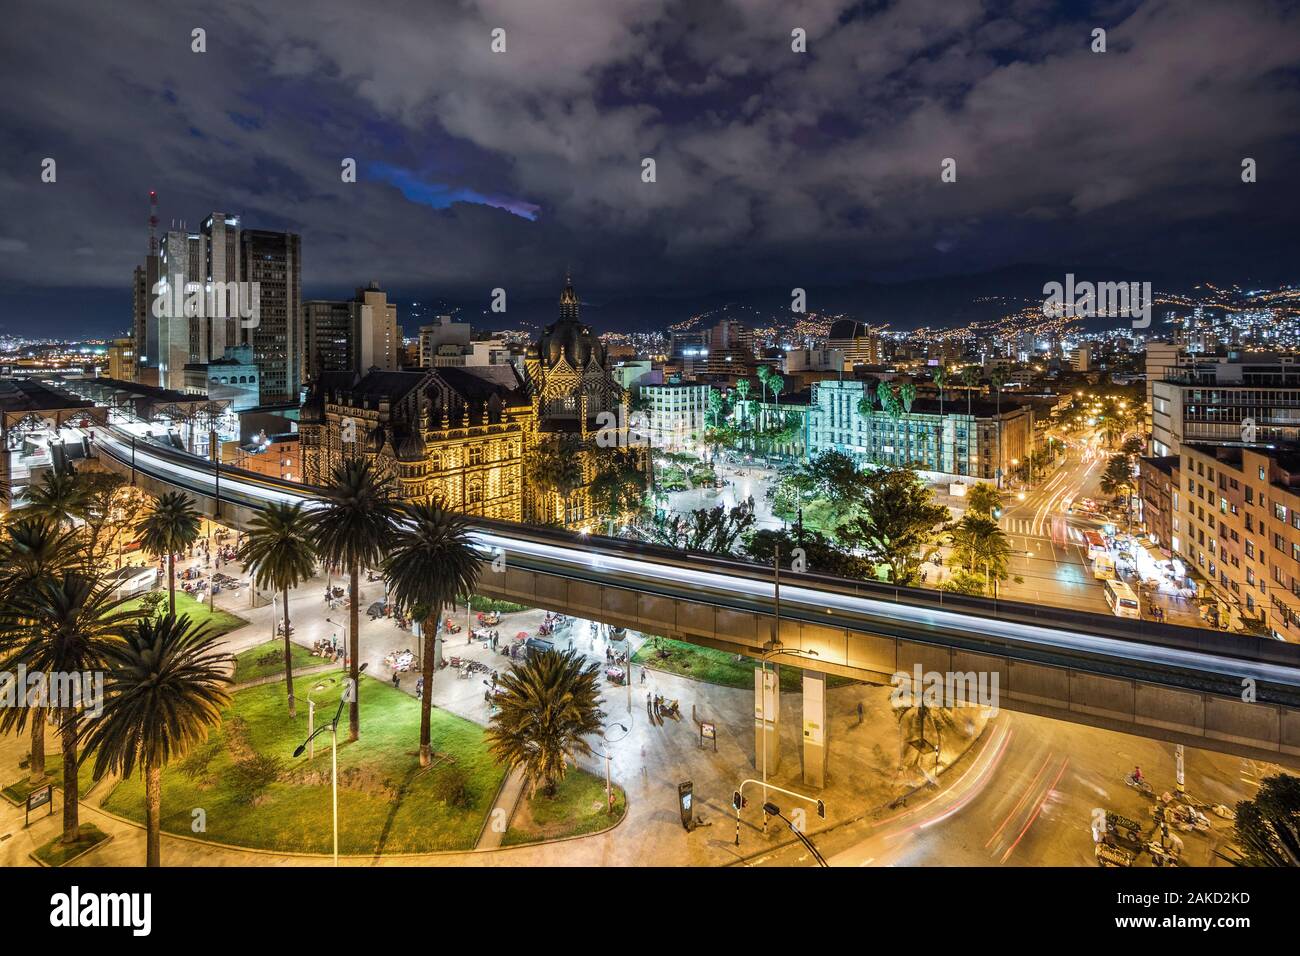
[107,565,158,598]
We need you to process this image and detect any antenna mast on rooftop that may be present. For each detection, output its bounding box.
[148,190,159,255]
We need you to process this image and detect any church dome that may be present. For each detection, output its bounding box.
[533,273,606,370]
[396,428,425,461]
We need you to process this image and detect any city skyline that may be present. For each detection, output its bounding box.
[3,0,1300,336]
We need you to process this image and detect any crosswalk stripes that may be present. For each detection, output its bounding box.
[999,517,1035,536]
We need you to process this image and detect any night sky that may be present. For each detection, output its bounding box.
[2,0,1299,336]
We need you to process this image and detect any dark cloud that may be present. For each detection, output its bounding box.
[1,0,1298,335]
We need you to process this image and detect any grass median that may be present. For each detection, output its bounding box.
[633,637,856,693]
[102,675,505,855]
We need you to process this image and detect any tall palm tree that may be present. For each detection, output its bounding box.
[25,466,90,529]
[756,364,772,405]
[934,366,948,471]
[383,500,481,766]
[949,513,1014,596]
[734,379,751,427]
[134,492,201,615]
[307,458,400,741]
[525,434,584,525]
[486,648,605,797]
[5,573,141,844]
[239,502,316,717]
[899,382,917,466]
[990,368,1007,486]
[80,613,232,866]
[960,366,980,477]
[0,517,83,784]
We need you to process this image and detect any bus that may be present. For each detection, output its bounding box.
[1104,579,1141,619]
[1082,530,1108,557]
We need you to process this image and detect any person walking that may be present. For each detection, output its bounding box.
[857,701,864,725]
[415,676,424,700]
[391,671,401,689]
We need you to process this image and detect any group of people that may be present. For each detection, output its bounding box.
[312,637,344,662]
[385,648,416,674]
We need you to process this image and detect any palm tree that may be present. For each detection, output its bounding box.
[308,459,400,741]
[877,381,901,465]
[934,366,948,471]
[965,482,1004,519]
[134,492,201,615]
[525,434,584,525]
[383,500,481,766]
[24,466,90,529]
[960,367,980,476]
[5,573,141,844]
[1222,772,1300,867]
[735,379,751,427]
[239,502,317,718]
[990,369,1007,486]
[486,648,605,797]
[80,613,232,866]
[0,518,83,785]
[899,382,917,466]
[756,365,772,405]
[949,514,1014,596]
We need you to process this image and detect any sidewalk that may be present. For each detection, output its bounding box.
[0,593,993,867]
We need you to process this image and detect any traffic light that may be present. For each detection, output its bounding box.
[732,790,742,811]
[993,506,1003,519]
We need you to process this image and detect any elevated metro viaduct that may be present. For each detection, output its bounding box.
[92,426,1300,787]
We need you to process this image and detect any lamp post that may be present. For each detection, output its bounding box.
[306,677,338,761]
[763,801,829,866]
[293,663,368,866]
[597,720,632,814]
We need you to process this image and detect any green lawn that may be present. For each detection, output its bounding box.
[101,675,506,855]
[4,751,104,807]
[634,637,855,693]
[501,771,625,846]
[123,589,248,638]
[233,639,326,684]
[32,823,111,867]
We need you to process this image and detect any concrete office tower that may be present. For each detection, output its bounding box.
[240,228,302,405]
[302,282,400,382]
[419,314,472,367]
[131,257,161,385]
[828,319,881,369]
[154,226,204,390]
[151,212,243,390]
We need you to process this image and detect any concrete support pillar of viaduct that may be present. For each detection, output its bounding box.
[802,670,827,789]
[754,664,780,776]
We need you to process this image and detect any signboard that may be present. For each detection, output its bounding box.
[677,780,694,831]
[25,784,53,826]
[802,674,825,747]
[699,722,716,751]
[753,669,779,722]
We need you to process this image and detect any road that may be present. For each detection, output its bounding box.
[995,449,1111,614]
[749,707,1271,868]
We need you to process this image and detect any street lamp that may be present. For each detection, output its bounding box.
[292,662,368,866]
[597,720,632,814]
[763,801,828,867]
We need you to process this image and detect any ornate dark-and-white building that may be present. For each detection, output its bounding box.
[300,364,532,520]
[300,274,643,528]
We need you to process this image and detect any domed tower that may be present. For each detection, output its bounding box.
[525,273,616,434]
[523,273,639,528]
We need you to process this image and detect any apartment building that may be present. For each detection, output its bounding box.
[1177,443,1300,640]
